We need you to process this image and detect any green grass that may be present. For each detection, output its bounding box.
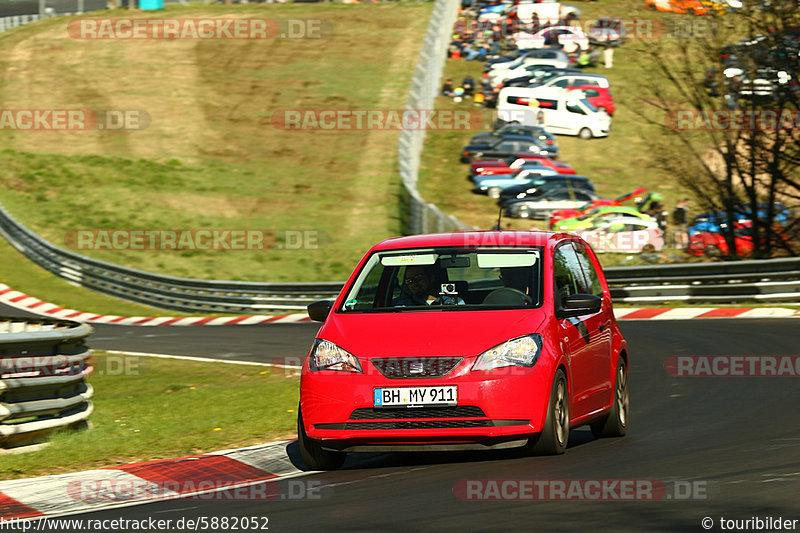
[0,352,300,480]
[0,2,432,286]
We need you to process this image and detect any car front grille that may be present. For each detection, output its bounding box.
[349,406,486,420]
[370,357,463,379]
[335,420,493,430]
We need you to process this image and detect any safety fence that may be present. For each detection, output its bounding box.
[399,0,470,235]
[0,317,93,448]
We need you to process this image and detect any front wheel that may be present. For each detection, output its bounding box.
[298,408,346,470]
[578,127,593,140]
[591,358,629,438]
[525,369,569,455]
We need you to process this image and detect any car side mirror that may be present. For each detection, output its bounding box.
[558,293,602,318]
[307,300,334,322]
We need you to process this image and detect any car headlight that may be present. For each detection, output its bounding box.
[309,339,363,372]
[472,335,542,371]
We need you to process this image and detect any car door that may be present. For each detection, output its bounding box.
[553,242,597,420]
[572,241,613,414]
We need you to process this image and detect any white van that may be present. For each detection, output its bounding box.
[496,87,611,139]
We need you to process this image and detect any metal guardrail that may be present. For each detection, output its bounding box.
[604,258,800,304]
[0,317,93,448]
[0,204,342,313]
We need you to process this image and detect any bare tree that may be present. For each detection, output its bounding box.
[635,2,799,258]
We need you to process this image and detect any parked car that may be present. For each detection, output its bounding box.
[473,168,563,197]
[532,73,611,90]
[573,216,665,254]
[497,87,612,139]
[554,206,656,231]
[687,203,790,235]
[549,187,646,227]
[463,136,555,162]
[501,67,586,90]
[471,154,575,177]
[487,49,571,73]
[504,188,601,219]
[485,48,571,70]
[567,85,615,115]
[469,125,558,156]
[490,60,572,86]
[687,222,754,257]
[498,175,596,205]
[299,231,630,469]
[513,26,590,53]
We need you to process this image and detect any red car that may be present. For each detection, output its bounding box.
[299,231,629,469]
[568,86,616,116]
[471,154,576,177]
[549,187,646,228]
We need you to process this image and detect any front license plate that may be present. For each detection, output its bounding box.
[373,386,457,407]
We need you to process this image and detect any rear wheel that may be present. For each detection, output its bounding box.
[525,369,569,455]
[591,358,629,438]
[578,127,593,140]
[297,408,346,470]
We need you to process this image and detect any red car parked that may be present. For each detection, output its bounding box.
[299,231,630,469]
[549,188,646,228]
[568,86,616,116]
[471,154,576,177]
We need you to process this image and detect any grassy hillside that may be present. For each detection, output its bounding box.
[0,2,432,285]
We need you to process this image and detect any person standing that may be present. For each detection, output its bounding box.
[672,198,690,249]
[603,44,614,69]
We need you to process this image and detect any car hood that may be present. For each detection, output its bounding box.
[319,310,549,359]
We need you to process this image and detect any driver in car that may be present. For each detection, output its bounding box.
[393,265,465,307]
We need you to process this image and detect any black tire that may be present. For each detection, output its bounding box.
[297,408,346,470]
[578,127,593,140]
[525,369,569,455]
[591,358,629,438]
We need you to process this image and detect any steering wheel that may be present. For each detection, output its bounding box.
[483,287,533,306]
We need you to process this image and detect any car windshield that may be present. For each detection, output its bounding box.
[339,247,544,312]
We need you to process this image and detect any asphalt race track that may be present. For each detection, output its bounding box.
[17,316,793,532]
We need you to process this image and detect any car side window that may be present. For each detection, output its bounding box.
[551,78,570,88]
[553,243,583,309]
[566,102,586,115]
[573,242,604,297]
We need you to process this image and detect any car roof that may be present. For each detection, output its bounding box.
[372,231,562,251]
